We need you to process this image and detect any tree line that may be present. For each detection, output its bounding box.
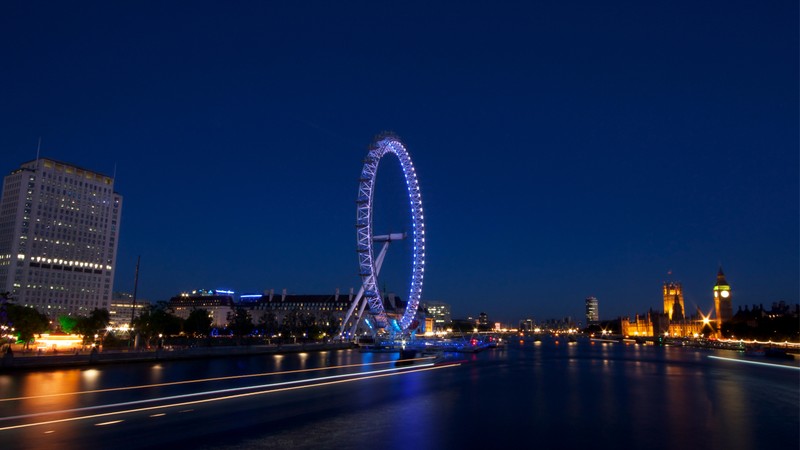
[1,293,347,349]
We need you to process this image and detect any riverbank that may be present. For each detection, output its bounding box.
[0,342,357,371]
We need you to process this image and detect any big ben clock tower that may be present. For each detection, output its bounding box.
[713,267,733,327]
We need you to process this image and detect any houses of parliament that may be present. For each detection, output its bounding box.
[621,268,732,338]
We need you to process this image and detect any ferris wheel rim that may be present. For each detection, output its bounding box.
[356,134,425,332]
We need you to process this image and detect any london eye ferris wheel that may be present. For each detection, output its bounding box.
[352,134,426,334]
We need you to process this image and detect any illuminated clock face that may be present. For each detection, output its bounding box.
[714,291,719,298]
[720,290,730,298]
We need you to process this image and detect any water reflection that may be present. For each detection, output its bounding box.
[19,371,81,412]
[80,369,101,391]
[0,345,796,450]
[296,352,308,370]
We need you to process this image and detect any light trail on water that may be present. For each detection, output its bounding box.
[708,355,800,370]
[0,357,436,403]
[0,362,436,422]
[0,362,460,432]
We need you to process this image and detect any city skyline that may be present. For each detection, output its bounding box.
[1,1,797,323]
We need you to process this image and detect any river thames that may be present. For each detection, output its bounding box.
[1,338,797,450]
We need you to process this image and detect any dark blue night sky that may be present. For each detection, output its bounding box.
[1,1,797,324]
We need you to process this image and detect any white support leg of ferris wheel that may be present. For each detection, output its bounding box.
[338,284,365,340]
[339,239,389,339]
[339,233,406,340]
[348,291,370,339]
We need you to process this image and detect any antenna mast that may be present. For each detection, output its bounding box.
[130,256,141,325]
[35,137,41,168]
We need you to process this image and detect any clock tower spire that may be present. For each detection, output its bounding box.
[713,267,733,328]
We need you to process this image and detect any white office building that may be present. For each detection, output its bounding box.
[0,158,122,317]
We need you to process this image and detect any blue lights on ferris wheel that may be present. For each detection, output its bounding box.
[356,134,425,333]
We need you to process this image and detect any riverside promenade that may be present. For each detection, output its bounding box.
[0,341,356,371]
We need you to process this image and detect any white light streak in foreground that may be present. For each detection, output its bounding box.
[0,357,435,403]
[708,355,800,370]
[1,363,434,423]
[94,420,124,427]
[0,363,460,432]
